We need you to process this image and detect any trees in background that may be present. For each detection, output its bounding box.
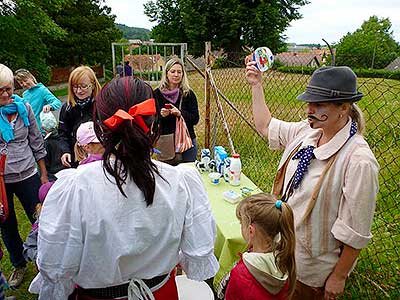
[45,0,122,67]
[144,0,188,47]
[116,24,151,41]
[2,0,399,84]
[0,0,121,83]
[144,0,308,58]
[0,0,67,82]
[335,16,400,69]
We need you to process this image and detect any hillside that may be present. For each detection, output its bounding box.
[116,23,151,40]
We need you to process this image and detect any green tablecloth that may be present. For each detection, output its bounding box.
[191,165,262,290]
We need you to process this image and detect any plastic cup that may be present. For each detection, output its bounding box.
[253,47,274,72]
[208,172,221,185]
[240,187,253,198]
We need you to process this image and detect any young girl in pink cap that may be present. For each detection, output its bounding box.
[74,121,104,165]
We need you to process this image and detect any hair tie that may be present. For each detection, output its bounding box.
[275,200,282,210]
[103,98,156,133]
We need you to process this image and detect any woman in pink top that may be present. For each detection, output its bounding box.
[245,63,379,300]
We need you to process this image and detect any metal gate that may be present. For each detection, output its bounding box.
[111,41,187,81]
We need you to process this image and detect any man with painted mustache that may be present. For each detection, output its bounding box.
[245,63,379,300]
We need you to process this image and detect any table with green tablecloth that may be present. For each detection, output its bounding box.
[190,165,262,291]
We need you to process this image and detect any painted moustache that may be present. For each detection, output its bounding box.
[308,114,328,122]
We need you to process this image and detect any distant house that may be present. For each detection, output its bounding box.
[125,54,166,72]
[385,57,400,71]
[185,50,226,72]
[128,39,142,46]
[186,55,206,71]
[275,51,321,68]
[287,45,312,52]
[274,48,332,68]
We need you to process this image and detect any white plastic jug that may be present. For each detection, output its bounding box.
[229,153,241,186]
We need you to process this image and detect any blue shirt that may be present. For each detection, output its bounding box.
[22,83,62,131]
[124,64,132,76]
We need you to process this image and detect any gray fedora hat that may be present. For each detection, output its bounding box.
[297,66,363,103]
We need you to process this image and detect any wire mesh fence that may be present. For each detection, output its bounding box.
[187,51,400,299]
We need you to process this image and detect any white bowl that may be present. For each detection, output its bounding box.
[208,172,221,185]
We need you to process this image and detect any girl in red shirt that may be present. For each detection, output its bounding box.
[224,193,296,300]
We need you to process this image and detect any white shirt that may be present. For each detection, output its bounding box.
[34,160,219,300]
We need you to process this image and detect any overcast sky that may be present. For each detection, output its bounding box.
[104,0,400,44]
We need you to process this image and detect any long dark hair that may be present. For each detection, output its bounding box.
[93,77,161,206]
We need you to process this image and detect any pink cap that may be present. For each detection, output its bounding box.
[76,121,100,146]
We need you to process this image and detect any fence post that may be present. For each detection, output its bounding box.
[205,41,212,149]
[111,42,116,77]
[129,44,134,77]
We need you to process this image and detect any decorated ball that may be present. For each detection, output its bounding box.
[252,47,274,72]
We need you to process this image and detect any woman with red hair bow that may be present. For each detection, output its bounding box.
[32,77,218,300]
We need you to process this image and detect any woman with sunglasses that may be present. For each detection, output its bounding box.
[59,66,101,168]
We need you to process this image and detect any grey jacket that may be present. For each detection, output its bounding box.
[0,102,47,183]
[23,225,38,262]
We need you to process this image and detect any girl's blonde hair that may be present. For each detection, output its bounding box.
[74,142,87,162]
[14,69,37,85]
[34,203,42,219]
[0,64,14,87]
[68,66,101,106]
[335,102,365,135]
[236,193,296,299]
[158,57,190,96]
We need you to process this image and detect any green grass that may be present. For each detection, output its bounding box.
[2,200,39,300]
[52,88,68,97]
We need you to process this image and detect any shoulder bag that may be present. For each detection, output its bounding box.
[0,148,9,223]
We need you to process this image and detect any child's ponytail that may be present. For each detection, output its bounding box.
[275,201,296,299]
[74,142,87,162]
[236,194,297,299]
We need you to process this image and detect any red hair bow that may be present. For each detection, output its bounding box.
[103,98,156,133]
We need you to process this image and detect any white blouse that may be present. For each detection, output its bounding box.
[34,160,219,300]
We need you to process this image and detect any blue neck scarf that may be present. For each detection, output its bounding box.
[292,120,357,189]
[0,95,30,143]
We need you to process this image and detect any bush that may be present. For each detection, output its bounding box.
[271,57,284,69]
[276,66,317,75]
[277,66,400,79]
[352,68,400,79]
[104,68,114,82]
